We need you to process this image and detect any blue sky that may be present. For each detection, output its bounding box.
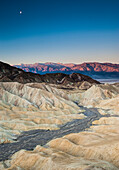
[0,0,119,64]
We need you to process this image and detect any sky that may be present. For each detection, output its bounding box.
[0,0,119,64]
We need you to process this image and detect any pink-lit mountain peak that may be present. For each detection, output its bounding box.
[14,62,119,73]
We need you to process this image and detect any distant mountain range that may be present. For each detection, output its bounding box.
[0,61,99,85]
[14,62,119,79]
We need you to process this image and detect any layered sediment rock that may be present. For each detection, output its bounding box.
[0,61,119,169]
[0,82,84,142]
[80,83,119,109]
[3,117,119,170]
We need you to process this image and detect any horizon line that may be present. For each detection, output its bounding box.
[11,61,119,66]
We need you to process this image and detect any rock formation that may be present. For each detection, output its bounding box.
[2,117,119,170]
[14,62,119,73]
[0,61,99,85]
[0,61,119,169]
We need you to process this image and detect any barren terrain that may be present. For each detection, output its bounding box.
[0,61,119,169]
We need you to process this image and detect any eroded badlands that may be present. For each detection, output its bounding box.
[0,81,119,169]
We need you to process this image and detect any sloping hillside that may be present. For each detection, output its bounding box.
[0,61,99,85]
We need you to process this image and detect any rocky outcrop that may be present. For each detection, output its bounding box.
[80,83,119,108]
[0,61,99,85]
[2,117,119,170]
[0,82,85,143]
[0,82,119,143]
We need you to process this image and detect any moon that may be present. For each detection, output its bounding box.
[20,11,22,14]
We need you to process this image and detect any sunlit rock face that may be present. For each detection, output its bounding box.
[5,150,118,170]
[97,94,119,115]
[5,117,119,170]
[14,62,119,73]
[0,82,80,111]
[80,83,119,111]
[0,82,119,143]
[0,82,85,143]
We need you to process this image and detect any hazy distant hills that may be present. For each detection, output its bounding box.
[14,62,119,79]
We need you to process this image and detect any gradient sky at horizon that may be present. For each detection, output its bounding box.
[0,0,119,64]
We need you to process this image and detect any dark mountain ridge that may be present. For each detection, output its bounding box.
[0,61,99,85]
